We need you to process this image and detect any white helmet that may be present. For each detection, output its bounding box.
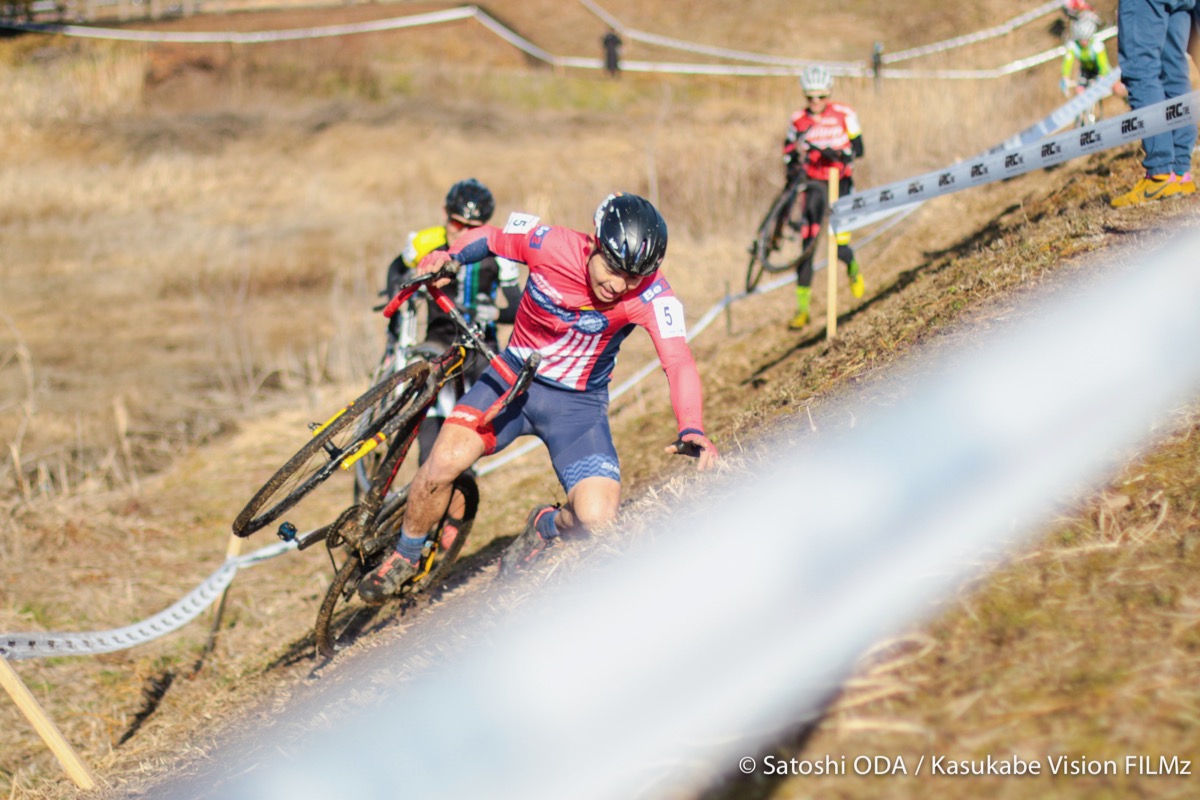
[1071,17,1097,41]
[800,64,834,94]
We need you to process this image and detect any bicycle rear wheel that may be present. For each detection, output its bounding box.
[756,183,817,274]
[313,474,478,657]
[231,361,430,537]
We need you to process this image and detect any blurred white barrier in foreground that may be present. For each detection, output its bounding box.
[172,223,1200,799]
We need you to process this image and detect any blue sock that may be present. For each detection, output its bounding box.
[535,508,560,540]
[395,527,426,562]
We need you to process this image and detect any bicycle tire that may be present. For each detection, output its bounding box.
[745,244,766,294]
[231,361,430,537]
[312,474,478,657]
[353,353,413,502]
[756,182,818,274]
[313,547,378,659]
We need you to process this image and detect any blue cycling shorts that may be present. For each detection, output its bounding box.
[445,364,621,492]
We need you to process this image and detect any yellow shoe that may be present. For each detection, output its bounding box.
[849,272,865,299]
[787,310,809,330]
[1110,174,1179,208]
[1177,173,1196,195]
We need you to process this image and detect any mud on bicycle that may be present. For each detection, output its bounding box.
[230,266,540,656]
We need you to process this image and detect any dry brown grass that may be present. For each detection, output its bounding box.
[1,0,1196,796]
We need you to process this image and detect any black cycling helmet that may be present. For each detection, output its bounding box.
[593,192,668,277]
[444,178,495,226]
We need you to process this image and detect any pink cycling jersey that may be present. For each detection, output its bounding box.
[449,214,705,435]
[784,101,862,182]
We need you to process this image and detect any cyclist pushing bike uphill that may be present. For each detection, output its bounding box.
[357,191,720,601]
[778,65,866,331]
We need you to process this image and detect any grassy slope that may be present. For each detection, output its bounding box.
[8,1,1200,797]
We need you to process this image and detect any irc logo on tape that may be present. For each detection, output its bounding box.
[1004,153,1024,170]
[1080,130,1101,148]
[907,181,924,196]
[1121,117,1144,135]
[879,189,895,202]
[1041,142,1062,159]
[1166,102,1187,121]
[851,197,868,210]
[938,172,955,187]
[970,163,988,179]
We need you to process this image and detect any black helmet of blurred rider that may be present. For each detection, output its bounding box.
[445,178,495,226]
[592,192,668,277]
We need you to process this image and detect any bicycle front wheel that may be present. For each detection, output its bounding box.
[756,184,813,273]
[231,361,430,537]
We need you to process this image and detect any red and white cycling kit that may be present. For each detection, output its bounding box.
[442,213,707,488]
[783,101,862,183]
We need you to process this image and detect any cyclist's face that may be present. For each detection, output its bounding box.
[805,93,829,112]
[445,216,481,245]
[587,251,640,304]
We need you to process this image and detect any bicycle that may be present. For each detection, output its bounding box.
[1065,78,1103,128]
[350,291,462,503]
[745,171,821,293]
[231,266,540,656]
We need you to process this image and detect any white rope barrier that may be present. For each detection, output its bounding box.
[881,0,1066,64]
[575,0,863,72]
[833,89,1197,227]
[0,5,1111,81]
[0,541,294,659]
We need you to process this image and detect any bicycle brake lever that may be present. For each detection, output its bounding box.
[504,352,542,408]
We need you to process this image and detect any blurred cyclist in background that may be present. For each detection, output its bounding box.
[781,64,866,331]
[1060,16,1111,98]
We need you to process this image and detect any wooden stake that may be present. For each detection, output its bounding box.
[0,657,97,791]
[195,534,244,672]
[825,173,844,340]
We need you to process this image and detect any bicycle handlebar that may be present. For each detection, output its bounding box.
[668,437,704,458]
[381,266,533,387]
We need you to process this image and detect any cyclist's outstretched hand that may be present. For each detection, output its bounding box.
[665,431,719,472]
[416,251,459,286]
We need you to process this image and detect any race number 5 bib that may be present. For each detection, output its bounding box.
[503,212,541,235]
[652,297,686,339]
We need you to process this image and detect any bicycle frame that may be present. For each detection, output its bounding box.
[290,266,540,555]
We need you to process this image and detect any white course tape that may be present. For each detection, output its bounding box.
[2,7,476,43]
[987,67,1121,153]
[833,90,1199,228]
[0,540,295,660]
[881,0,1064,64]
[576,0,865,72]
[837,68,1122,234]
[2,3,1090,81]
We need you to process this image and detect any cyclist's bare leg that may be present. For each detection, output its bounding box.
[404,423,486,538]
[416,417,466,522]
[553,476,621,537]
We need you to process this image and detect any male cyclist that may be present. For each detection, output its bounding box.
[1060,17,1111,99]
[358,192,719,600]
[781,64,866,331]
[385,178,521,463]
